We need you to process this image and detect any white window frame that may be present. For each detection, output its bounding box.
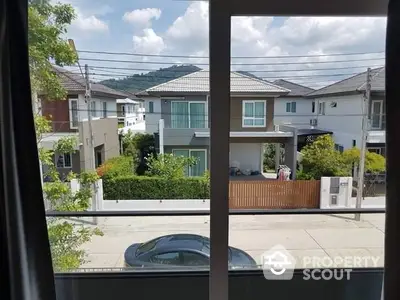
[102,101,107,118]
[242,100,266,128]
[55,153,72,168]
[68,98,79,129]
[318,101,326,115]
[171,100,208,129]
[371,100,384,129]
[367,147,384,155]
[91,101,96,117]
[172,149,208,176]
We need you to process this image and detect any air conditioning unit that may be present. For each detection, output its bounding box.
[310,119,318,126]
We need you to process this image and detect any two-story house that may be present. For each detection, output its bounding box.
[138,70,303,178]
[272,79,315,127]
[306,67,385,155]
[40,66,128,178]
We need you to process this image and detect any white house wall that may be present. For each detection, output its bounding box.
[145,97,161,134]
[230,143,262,172]
[315,94,363,149]
[274,97,315,127]
[77,94,118,122]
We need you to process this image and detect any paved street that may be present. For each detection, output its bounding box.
[80,213,385,270]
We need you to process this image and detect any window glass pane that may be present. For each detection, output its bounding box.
[190,102,206,128]
[56,154,64,168]
[64,153,72,167]
[291,102,296,113]
[254,102,264,117]
[71,100,78,127]
[190,150,206,176]
[150,252,181,265]
[91,101,96,117]
[182,251,209,266]
[173,149,190,175]
[149,101,154,113]
[102,102,107,118]
[243,119,253,126]
[244,102,254,117]
[254,118,264,126]
[312,101,315,113]
[286,102,291,112]
[171,102,189,128]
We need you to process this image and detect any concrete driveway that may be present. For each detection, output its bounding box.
[80,213,385,270]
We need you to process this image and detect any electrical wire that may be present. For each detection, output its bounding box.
[78,57,385,66]
[77,49,385,59]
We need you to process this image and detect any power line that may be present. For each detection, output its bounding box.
[79,57,385,66]
[71,71,369,80]
[88,64,384,74]
[77,49,385,59]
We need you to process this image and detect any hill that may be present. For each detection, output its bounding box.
[99,65,201,92]
[99,64,270,92]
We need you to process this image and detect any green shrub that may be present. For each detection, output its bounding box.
[97,156,135,179]
[103,176,210,199]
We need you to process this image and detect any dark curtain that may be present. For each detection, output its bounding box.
[0,0,56,300]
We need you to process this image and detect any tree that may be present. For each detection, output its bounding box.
[263,143,284,171]
[29,1,102,272]
[122,131,156,175]
[342,147,386,174]
[300,135,349,179]
[146,153,198,179]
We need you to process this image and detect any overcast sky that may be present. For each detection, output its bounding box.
[59,0,387,88]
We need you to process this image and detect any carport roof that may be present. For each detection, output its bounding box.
[297,128,333,136]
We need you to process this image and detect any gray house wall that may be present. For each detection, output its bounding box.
[79,118,119,171]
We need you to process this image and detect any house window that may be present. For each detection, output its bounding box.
[285,102,296,113]
[334,144,344,153]
[242,100,266,127]
[318,102,326,115]
[69,99,78,128]
[291,101,296,113]
[102,102,107,118]
[172,149,207,176]
[90,101,96,117]
[55,153,72,168]
[312,101,315,113]
[171,101,206,128]
[149,101,154,113]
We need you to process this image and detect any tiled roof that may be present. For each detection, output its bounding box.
[307,67,385,97]
[272,79,314,96]
[52,66,129,98]
[144,70,290,94]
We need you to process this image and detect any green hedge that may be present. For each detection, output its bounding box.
[103,176,210,200]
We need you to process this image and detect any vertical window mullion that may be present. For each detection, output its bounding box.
[209,2,230,300]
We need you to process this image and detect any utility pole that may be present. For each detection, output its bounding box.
[84,64,95,170]
[355,67,372,221]
[84,64,98,223]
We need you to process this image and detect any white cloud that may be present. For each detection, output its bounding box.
[133,28,165,55]
[123,8,162,28]
[73,14,109,32]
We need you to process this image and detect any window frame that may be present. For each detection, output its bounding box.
[242,100,266,128]
[318,101,326,115]
[171,100,208,129]
[55,153,72,168]
[102,101,107,118]
[172,148,208,176]
[148,101,154,113]
[371,99,385,130]
[90,101,96,117]
[68,98,79,129]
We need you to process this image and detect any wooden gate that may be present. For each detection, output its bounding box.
[229,180,320,209]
